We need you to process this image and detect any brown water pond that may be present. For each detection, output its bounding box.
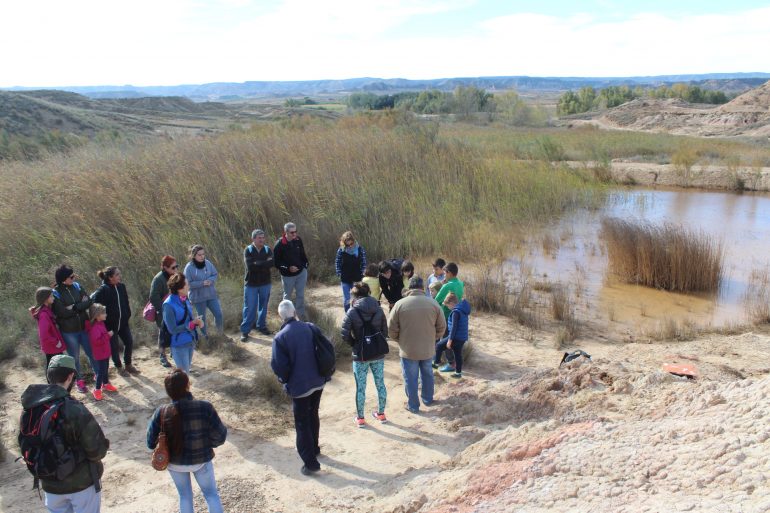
[513,187,770,333]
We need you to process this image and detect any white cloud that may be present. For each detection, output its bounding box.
[1,2,769,86]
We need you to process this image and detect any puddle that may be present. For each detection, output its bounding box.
[513,187,770,329]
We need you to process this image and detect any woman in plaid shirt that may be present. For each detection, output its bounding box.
[147,369,227,513]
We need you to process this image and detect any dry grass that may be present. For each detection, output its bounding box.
[642,318,698,342]
[223,360,288,405]
[550,285,580,344]
[601,217,724,293]
[743,267,770,324]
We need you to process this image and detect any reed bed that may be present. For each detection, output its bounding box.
[600,218,724,293]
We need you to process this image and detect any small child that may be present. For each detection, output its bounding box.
[428,281,443,299]
[425,258,446,297]
[362,263,382,303]
[29,287,65,372]
[433,293,471,378]
[401,260,415,290]
[86,303,118,400]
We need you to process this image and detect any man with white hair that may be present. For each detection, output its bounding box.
[273,222,309,319]
[270,300,326,476]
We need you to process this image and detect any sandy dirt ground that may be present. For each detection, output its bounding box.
[1,285,769,513]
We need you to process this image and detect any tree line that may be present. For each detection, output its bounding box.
[346,87,547,126]
[557,84,730,115]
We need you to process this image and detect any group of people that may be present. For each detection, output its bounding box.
[22,223,471,513]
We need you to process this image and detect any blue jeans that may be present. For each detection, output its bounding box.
[240,284,271,334]
[400,357,434,412]
[171,342,195,373]
[341,282,353,312]
[193,298,223,337]
[435,337,467,373]
[61,331,96,381]
[281,268,307,319]
[168,460,223,513]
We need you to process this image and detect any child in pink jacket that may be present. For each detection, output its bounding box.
[86,303,118,400]
[30,287,65,372]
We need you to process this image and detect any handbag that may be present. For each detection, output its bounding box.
[142,301,156,322]
[151,405,171,471]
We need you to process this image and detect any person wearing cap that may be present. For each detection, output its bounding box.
[240,229,274,341]
[20,355,109,512]
[52,264,97,394]
[387,277,446,413]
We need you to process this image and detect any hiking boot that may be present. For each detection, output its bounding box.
[257,327,273,336]
[159,354,172,368]
[240,334,249,342]
[92,389,103,401]
[431,362,440,370]
[371,411,387,423]
[76,379,88,393]
[439,364,455,373]
[125,364,141,375]
[451,372,463,379]
[103,383,118,392]
[355,417,366,428]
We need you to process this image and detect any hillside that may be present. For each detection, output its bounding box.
[582,80,770,137]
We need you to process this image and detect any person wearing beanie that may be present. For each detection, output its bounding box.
[29,287,65,373]
[52,265,97,394]
[19,354,109,511]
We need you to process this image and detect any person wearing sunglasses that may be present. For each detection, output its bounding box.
[150,255,178,368]
[273,222,310,319]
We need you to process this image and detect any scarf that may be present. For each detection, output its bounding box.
[192,259,206,270]
[344,243,359,256]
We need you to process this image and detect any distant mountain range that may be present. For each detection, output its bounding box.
[4,73,770,101]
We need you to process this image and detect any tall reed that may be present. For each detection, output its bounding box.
[600,217,724,293]
[0,123,602,305]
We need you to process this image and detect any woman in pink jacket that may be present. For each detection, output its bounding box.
[29,287,65,373]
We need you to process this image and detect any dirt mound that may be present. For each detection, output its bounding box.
[590,80,770,137]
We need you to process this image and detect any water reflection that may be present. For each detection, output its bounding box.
[513,187,770,327]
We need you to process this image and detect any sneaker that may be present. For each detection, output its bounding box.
[92,389,103,401]
[439,364,456,373]
[125,364,141,375]
[76,379,88,393]
[371,411,387,423]
[103,383,118,392]
[355,417,366,428]
[257,327,273,336]
[240,334,249,342]
[431,362,439,369]
[159,354,172,368]
[451,372,463,379]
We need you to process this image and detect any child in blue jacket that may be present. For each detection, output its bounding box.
[432,293,471,378]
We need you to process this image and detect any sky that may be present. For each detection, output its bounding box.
[1,0,770,87]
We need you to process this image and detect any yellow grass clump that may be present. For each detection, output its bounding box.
[600,217,724,293]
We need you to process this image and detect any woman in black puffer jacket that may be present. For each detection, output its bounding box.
[340,282,389,427]
[91,266,138,375]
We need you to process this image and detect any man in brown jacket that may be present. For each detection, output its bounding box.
[388,277,446,413]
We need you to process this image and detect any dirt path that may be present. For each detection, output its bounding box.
[1,285,769,512]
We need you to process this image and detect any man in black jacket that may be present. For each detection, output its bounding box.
[20,355,109,512]
[273,222,309,319]
[241,229,274,341]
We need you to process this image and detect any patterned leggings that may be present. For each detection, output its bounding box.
[353,359,387,418]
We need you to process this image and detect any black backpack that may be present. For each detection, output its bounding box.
[308,323,336,379]
[352,309,389,361]
[17,398,84,492]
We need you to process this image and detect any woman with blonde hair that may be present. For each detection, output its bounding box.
[335,231,367,312]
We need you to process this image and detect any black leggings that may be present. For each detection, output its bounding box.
[110,325,134,367]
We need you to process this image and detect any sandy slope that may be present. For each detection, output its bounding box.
[1,285,769,513]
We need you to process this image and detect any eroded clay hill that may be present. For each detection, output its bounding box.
[589,80,770,137]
